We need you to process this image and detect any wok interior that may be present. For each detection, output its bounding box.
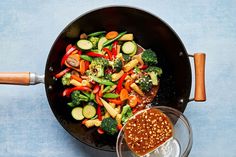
[45,7,192,151]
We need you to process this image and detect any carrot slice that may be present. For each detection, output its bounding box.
[128,95,138,108]
[120,88,129,101]
[71,74,82,82]
[117,124,123,130]
[124,79,134,92]
[105,31,118,39]
[79,60,85,75]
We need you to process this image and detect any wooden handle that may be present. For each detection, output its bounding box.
[194,53,206,101]
[0,72,30,85]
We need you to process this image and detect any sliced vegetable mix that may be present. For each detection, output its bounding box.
[56,31,162,135]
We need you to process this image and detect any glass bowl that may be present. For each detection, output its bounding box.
[116,106,193,157]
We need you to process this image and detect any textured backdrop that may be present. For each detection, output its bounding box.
[0,0,236,157]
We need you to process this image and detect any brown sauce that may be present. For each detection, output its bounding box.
[124,108,173,156]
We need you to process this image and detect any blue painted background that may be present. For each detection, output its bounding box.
[0,1,235,157]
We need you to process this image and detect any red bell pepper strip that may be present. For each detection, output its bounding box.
[55,68,71,78]
[107,98,123,105]
[86,52,106,58]
[96,93,103,106]
[97,105,102,121]
[111,41,118,58]
[116,73,128,93]
[102,48,113,60]
[140,64,148,70]
[84,61,90,71]
[61,45,77,66]
[97,128,104,134]
[92,85,100,94]
[63,86,91,97]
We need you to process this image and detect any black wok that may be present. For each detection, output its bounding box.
[0,6,206,151]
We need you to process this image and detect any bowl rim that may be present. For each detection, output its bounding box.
[116,106,193,157]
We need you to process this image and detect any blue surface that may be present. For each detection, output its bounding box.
[0,1,236,157]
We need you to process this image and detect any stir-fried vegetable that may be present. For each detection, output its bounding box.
[55,30,162,135]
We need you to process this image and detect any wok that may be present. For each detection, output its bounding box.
[0,6,206,151]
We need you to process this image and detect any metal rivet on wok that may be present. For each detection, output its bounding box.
[49,66,54,72]
[48,85,53,90]
[179,52,183,56]
[179,99,184,103]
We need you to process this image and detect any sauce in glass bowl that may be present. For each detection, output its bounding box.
[124,108,173,156]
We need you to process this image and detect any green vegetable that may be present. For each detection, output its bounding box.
[88,31,106,37]
[101,117,118,135]
[83,104,96,119]
[102,86,111,93]
[141,49,158,65]
[71,107,84,120]
[77,39,93,50]
[134,66,141,73]
[89,36,99,49]
[103,31,127,47]
[122,53,131,62]
[145,66,162,85]
[112,58,123,72]
[98,37,108,50]
[103,93,119,98]
[90,75,115,86]
[122,41,137,55]
[61,73,71,86]
[121,105,133,124]
[68,91,89,107]
[137,75,152,92]
[80,55,93,62]
[86,57,109,77]
[104,73,112,81]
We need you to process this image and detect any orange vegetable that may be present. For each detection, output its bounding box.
[117,124,123,130]
[120,88,129,101]
[79,60,86,75]
[107,98,123,105]
[82,119,88,125]
[124,79,133,92]
[71,74,82,82]
[105,31,118,39]
[128,95,138,108]
[98,85,104,97]
[96,93,103,106]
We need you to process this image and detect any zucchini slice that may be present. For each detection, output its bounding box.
[71,107,84,120]
[82,104,96,119]
[77,39,93,50]
[98,37,108,50]
[122,41,137,55]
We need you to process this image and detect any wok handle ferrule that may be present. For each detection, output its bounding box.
[0,72,44,85]
[193,53,206,101]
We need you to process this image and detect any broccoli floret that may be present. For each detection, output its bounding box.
[121,105,133,124]
[61,73,71,86]
[89,36,99,49]
[101,117,118,135]
[122,53,130,62]
[86,57,109,77]
[112,58,122,72]
[137,75,152,92]
[141,49,158,65]
[67,91,89,107]
[145,66,162,85]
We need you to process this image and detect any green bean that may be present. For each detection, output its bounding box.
[80,55,93,62]
[103,93,119,99]
[103,31,127,47]
[88,31,106,37]
[90,76,115,86]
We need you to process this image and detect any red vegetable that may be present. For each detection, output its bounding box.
[102,48,113,60]
[107,98,123,105]
[55,68,71,78]
[62,86,91,97]
[97,105,102,121]
[116,73,128,93]
[86,51,108,59]
[97,128,105,134]
[96,93,103,106]
[61,45,77,66]
[140,64,148,70]
[117,124,123,130]
[93,85,100,94]
[84,61,90,71]
[112,41,118,58]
